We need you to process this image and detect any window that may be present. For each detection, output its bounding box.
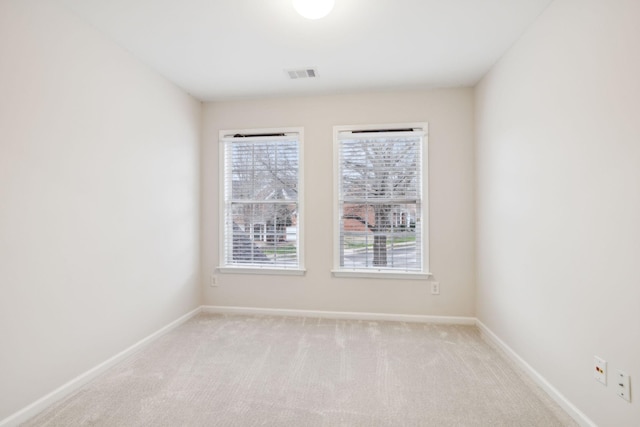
[333,124,429,279]
[219,128,304,274]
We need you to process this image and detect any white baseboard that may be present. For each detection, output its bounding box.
[202,305,476,325]
[476,320,596,427]
[0,306,202,427]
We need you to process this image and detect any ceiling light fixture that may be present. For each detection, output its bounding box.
[293,0,335,20]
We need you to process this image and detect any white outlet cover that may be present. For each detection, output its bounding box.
[616,370,631,402]
[594,356,607,385]
[431,282,440,295]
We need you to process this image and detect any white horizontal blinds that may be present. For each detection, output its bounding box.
[338,130,422,271]
[223,134,299,268]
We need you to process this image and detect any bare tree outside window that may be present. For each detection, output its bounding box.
[222,133,301,268]
[337,130,424,271]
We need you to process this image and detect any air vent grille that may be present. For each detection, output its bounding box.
[286,68,318,79]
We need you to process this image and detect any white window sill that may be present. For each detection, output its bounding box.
[217,266,306,276]
[331,270,431,280]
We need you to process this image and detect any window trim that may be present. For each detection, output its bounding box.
[218,127,305,275]
[332,123,431,279]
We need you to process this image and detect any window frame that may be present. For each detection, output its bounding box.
[332,123,430,279]
[218,127,305,276]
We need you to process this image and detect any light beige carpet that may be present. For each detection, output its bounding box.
[23,313,577,426]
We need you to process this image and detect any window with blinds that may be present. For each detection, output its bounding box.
[334,124,428,275]
[220,129,303,271]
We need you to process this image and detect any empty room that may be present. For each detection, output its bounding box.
[1,0,638,426]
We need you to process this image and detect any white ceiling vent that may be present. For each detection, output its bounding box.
[286,68,318,80]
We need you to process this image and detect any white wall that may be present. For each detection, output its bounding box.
[202,89,475,316]
[0,0,201,420]
[475,0,640,425]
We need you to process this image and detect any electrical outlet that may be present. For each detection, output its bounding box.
[430,281,440,295]
[210,274,218,287]
[594,356,607,385]
[616,370,631,402]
